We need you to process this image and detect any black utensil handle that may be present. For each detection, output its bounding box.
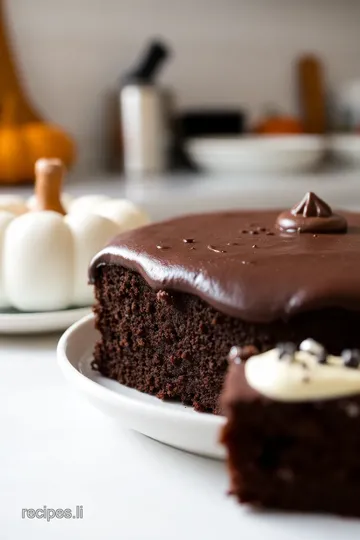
[132,40,170,82]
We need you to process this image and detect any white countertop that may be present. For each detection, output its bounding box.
[3,171,360,539]
[3,333,360,540]
[2,168,360,219]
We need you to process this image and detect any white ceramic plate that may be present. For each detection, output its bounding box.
[57,314,226,459]
[187,135,325,174]
[0,306,91,334]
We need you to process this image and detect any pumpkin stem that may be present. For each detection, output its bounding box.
[34,158,66,215]
[1,94,18,126]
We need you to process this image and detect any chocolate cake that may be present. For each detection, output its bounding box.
[221,341,360,516]
[89,192,360,414]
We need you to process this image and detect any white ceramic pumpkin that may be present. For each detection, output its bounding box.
[0,159,149,311]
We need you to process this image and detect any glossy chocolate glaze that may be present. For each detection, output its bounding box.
[89,207,360,323]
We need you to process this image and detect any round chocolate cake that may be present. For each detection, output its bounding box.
[89,193,360,413]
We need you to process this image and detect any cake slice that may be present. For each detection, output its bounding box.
[89,193,360,414]
[220,341,360,516]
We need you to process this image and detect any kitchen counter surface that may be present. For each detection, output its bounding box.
[3,171,360,539]
[3,332,360,540]
[1,169,360,220]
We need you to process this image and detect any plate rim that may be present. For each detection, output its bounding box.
[0,306,92,334]
[0,305,91,320]
[57,313,225,428]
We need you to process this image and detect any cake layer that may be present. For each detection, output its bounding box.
[92,266,360,413]
[221,347,360,515]
[89,209,360,323]
[221,386,360,515]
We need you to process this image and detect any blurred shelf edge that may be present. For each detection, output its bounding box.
[0,169,359,221]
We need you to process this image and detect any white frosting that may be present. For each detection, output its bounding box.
[244,344,360,402]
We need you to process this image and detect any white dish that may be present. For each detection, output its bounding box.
[57,314,226,459]
[187,135,325,174]
[0,306,91,334]
[331,134,360,166]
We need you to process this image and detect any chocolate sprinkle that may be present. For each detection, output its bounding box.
[341,349,360,369]
[183,238,194,243]
[228,346,242,364]
[277,342,297,361]
[228,345,259,364]
[317,350,328,365]
[156,245,170,250]
[300,339,328,364]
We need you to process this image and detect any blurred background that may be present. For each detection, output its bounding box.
[2,0,360,218]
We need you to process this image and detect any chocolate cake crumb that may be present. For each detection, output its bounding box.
[156,290,173,305]
[93,266,360,414]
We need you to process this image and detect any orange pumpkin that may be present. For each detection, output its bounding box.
[255,113,304,135]
[0,96,76,183]
[0,97,32,182]
[24,123,75,168]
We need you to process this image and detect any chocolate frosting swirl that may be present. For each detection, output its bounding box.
[276,192,348,234]
[89,207,360,323]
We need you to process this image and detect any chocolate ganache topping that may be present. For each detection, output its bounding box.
[89,203,360,323]
[276,192,348,233]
